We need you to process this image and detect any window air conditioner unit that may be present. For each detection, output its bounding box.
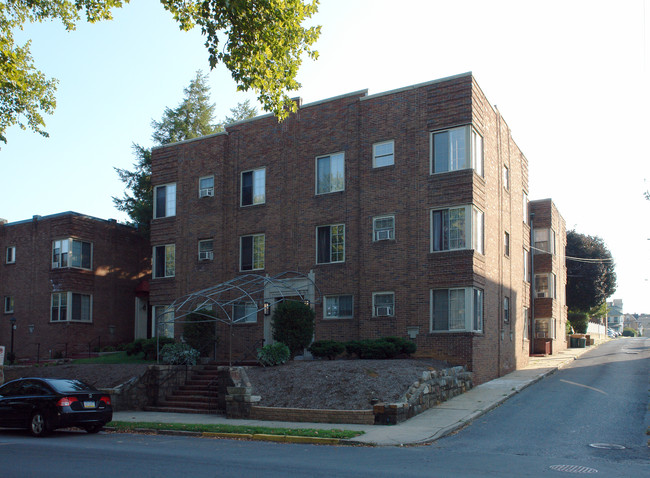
[199,251,214,261]
[376,306,393,316]
[199,188,214,198]
[375,229,393,241]
[537,292,546,298]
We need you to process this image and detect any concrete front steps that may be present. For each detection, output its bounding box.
[144,364,223,415]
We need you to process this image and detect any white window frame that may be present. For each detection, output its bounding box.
[153,244,175,278]
[504,296,510,323]
[233,301,257,324]
[503,164,510,191]
[522,191,529,224]
[534,273,556,298]
[504,231,510,257]
[240,234,265,271]
[152,305,174,338]
[154,183,177,219]
[4,296,14,314]
[373,215,395,242]
[240,168,266,206]
[533,228,556,254]
[535,317,555,339]
[372,292,394,317]
[523,306,530,341]
[316,224,345,264]
[50,292,92,323]
[430,287,484,333]
[5,246,15,264]
[198,239,214,261]
[372,140,395,168]
[199,176,214,198]
[52,238,93,270]
[430,125,483,176]
[523,249,530,283]
[324,295,354,319]
[316,152,345,194]
[431,205,484,254]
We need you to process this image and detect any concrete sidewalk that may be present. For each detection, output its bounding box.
[112,341,605,446]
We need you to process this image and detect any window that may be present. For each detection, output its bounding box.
[153,244,175,278]
[241,168,266,206]
[153,305,174,338]
[523,307,530,340]
[534,228,555,254]
[5,246,15,264]
[372,292,394,317]
[503,165,510,190]
[198,239,214,261]
[523,249,530,282]
[431,206,484,253]
[51,292,91,322]
[373,215,395,241]
[373,140,394,168]
[233,301,257,323]
[535,318,555,339]
[430,287,483,332]
[199,176,214,198]
[504,296,510,323]
[522,191,528,224]
[4,296,14,314]
[52,239,92,269]
[154,183,176,218]
[316,152,345,194]
[535,273,556,298]
[240,234,265,271]
[317,224,345,264]
[324,295,353,319]
[504,232,510,257]
[431,126,483,176]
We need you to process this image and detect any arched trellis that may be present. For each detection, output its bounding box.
[154,271,321,365]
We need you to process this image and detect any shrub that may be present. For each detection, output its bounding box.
[308,340,346,360]
[568,312,589,334]
[383,336,417,356]
[345,337,416,359]
[5,351,16,365]
[161,343,200,365]
[622,327,637,337]
[141,337,176,360]
[345,340,363,358]
[272,301,315,358]
[125,338,146,356]
[257,342,290,366]
[182,309,218,357]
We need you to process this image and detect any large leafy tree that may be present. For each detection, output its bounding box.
[113,71,257,234]
[1,0,319,144]
[566,230,617,312]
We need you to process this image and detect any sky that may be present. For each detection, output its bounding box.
[1,0,649,313]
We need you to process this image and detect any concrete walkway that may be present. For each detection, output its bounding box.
[112,341,605,446]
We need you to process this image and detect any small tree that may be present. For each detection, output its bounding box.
[568,312,589,334]
[182,309,218,357]
[272,301,315,358]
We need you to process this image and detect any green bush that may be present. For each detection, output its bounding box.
[308,340,346,360]
[182,309,218,357]
[622,327,637,337]
[126,337,175,360]
[345,337,416,359]
[272,301,315,358]
[257,342,290,366]
[161,343,200,365]
[568,312,589,334]
[125,338,146,356]
[383,336,417,356]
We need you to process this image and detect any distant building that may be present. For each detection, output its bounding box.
[0,212,150,361]
[148,72,568,384]
[607,299,624,334]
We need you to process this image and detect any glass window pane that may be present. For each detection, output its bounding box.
[241,171,253,205]
[253,169,266,204]
[449,289,466,329]
[432,290,449,330]
[317,156,330,194]
[449,128,467,170]
[433,131,449,173]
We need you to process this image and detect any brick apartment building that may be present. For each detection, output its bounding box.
[0,212,150,361]
[149,72,567,384]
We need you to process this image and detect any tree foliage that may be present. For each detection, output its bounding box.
[112,144,151,235]
[0,0,319,144]
[566,230,617,312]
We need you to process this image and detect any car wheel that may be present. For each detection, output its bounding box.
[30,412,49,437]
[84,424,103,434]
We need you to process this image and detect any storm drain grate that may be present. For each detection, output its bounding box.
[549,464,598,474]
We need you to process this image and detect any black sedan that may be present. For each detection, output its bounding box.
[0,377,112,437]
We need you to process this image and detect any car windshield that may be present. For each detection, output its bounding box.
[46,379,95,393]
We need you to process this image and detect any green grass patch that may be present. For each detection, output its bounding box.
[71,351,154,364]
[107,421,363,439]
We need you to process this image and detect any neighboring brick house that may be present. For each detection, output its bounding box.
[149,72,567,384]
[0,212,150,361]
[529,199,568,354]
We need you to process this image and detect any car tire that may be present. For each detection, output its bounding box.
[30,412,49,437]
[84,424,103,434]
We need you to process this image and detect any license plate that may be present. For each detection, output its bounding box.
[83,401,96,409]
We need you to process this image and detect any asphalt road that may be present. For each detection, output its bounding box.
[0,338,647,477]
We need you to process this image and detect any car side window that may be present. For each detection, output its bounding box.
[22,380,51,395]
[0,382,22,396]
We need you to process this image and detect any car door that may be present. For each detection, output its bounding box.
[0,381,27,427]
